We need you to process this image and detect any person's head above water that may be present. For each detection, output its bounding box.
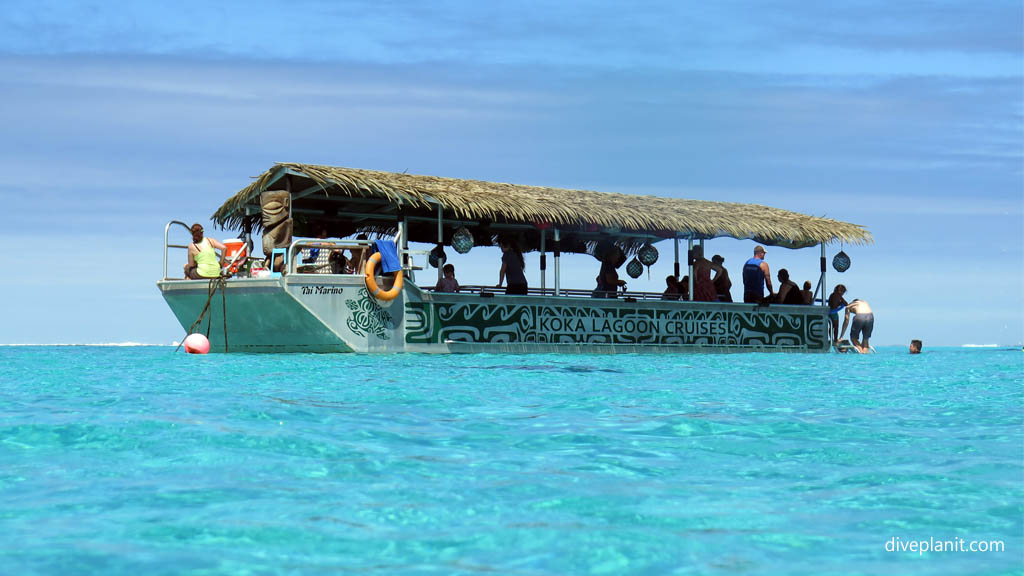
[909,339,922,354]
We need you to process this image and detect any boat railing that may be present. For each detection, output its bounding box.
[428,285,829,305]
[283,238,430,276]
[162,220,193,280]
[162,226,432,279]
[437,284,683,302]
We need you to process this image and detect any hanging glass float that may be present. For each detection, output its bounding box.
[833,250,851,273]
[626,257,644,279]
[452,226,474,254]
[638,243,658,266]
[428,245,447,268]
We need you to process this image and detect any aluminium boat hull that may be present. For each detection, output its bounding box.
[159,275,830,354]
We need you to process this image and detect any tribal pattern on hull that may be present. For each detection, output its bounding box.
[405,301,827,349]
[345,288,394,339]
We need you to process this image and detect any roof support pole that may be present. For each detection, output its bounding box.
[437,205,443,283]
[401,214,412,283]
[819,243,827,306]
[540,230,546,293]
[554,228,561,297]
[286,177,292,219]
[673,235,680,278]
[687,238,694,301]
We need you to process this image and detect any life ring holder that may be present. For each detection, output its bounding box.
[364,252,404,301]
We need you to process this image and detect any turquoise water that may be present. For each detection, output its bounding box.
[1,347,1021,575]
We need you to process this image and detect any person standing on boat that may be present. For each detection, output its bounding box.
[710,254,732,302]
[690,245,718,302]
[742,245,773,304]
[594,246,627,298]
[840,299,874,354]
[827,284,848,343]
[498,239,528,295]
[183,223,226,279]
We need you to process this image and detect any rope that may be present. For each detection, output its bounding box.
[222,280,228,352]
[174,277,228,353]
[204,279,214,338]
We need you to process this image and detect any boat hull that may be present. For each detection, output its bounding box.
[159,276,830,354]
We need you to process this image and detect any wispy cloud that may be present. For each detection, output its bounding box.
[3,1,1020,76]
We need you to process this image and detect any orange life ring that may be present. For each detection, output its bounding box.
[364,252,404,301]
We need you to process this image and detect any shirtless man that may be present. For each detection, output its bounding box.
[774,268,803,305]
[840,299,874,354]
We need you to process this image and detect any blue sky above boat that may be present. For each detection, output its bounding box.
[2,1,1021,345]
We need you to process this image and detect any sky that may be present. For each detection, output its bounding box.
[2,0,1021,346]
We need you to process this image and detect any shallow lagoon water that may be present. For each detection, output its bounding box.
[1,346,1021,575]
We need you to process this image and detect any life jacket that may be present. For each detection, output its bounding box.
[742,257,765,296]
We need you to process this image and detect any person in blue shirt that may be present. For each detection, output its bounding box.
[742,245,773,304]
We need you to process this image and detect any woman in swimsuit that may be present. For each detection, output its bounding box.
[184,223,226,279]
[827,284,848,343]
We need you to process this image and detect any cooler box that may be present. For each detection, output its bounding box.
[223,239,247,275]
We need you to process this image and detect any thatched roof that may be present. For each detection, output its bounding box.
[212,163,872,250]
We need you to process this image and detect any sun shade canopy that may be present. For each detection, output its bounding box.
[212,163,872,253]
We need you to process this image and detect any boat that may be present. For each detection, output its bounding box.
[158,163,872,353]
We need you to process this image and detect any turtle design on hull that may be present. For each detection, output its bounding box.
[345,288,394,339]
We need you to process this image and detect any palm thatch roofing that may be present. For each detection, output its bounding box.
[212,163,871,253]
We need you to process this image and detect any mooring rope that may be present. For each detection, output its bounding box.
[174,277,229,353]
[221,280,228,352]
